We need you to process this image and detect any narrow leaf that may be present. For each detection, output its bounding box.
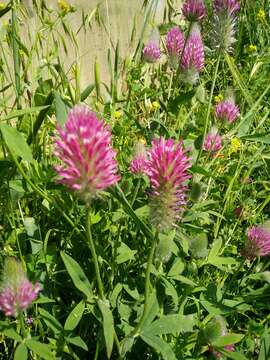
[98,299,114,359]
[64,300,85,331]
[141,333,177,360]
[61,251,93,299]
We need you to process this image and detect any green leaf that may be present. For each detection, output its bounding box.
[80,84,95,101]
[1,106,49,122]
[116,242,137,264]
[98,299,114,359]
[61,251,93,299]
[14,343,28,360]
[0,124,33,162]
[54,91,69,126]
[217,349,248,360]
[189,233,208,258]
[212,333,245,347]
[25,340,54,360]
[2,327,22,342]
[240,133,270,144]
[140,333,177,360]
[207,238,222,262]
[64,300,85,331]
[65,336,88,351]
[168,258,185,277]
[142,314,196,336]
[258,329,270,360]
[39,308,63,335]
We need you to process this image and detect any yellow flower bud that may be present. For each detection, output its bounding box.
[246,44,257,54]
[229,138,241,154]
[214,94,223,103]
[152,101,160,110]
[58,0,70,13]
[113,110,122,119]
[257,9,266,22]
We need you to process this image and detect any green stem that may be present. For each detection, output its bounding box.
[221,258,245,301]
[131,178,141,207]
[85,207,104,299]
[18,312,26,338]
[11,0,21,110]
[133,230,158,335]
[196,53,221,165]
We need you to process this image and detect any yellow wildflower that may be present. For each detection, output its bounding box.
[138,136,146,145]
[58,0,70,13]
[229,138,241,154]
[145,99,154,112]
[152,101,160,110]
[257,9,266,22]
[246,44,257,54]
[113,110,122,119]
[0,3,6,10]
[214,94,223,103]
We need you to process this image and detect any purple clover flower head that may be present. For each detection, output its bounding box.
[214,0,240,16]
[54,105,120,203]
[213,0,240,52]
[147,137,191,230]
[143,41,161,63]
[129,141,150,176]
[181,24,204,84]
[203,129,222,154]
[182,0,206,22]
[166,27,185,69]
[215,99,240,123]
[0,258,40,317]
[242,224,270,259]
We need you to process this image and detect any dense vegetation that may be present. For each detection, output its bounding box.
[0,0,270,359]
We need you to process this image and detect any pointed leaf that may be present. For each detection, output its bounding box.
[141,333,177,360]
[98,299,114,359]
[61,251,93,299]
[25,340,54,360]
[64,300,85,331]
[0,124,33,162]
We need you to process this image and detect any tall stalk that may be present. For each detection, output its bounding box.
[85,207,104,299]
[133,230,158,335]
[11,0,21,110]
[196,53,221,165]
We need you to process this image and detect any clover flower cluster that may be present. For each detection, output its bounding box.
[213,0,241,52]
[242,224,270,259]
[0,258,40,317]
[130,137,191,230]
[54,105,120,203]
[182,0,206,22]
